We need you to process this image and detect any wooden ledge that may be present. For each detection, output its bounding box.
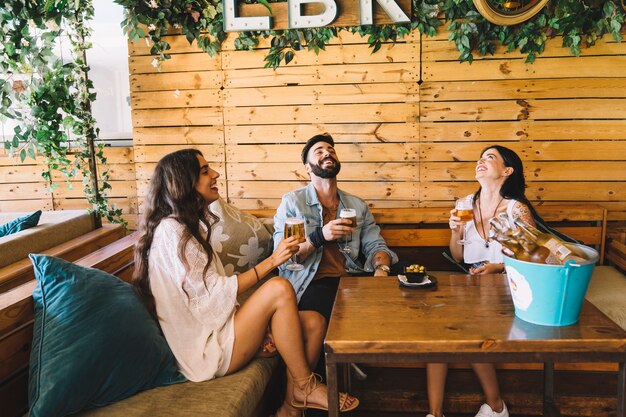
[0,224,125,292]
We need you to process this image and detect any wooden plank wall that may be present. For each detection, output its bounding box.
[128,28,626,222]
[1,27,625,226]
[129,31,421,214]
[0,148,138,229]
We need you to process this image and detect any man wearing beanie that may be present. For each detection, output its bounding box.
[273,134,398,402]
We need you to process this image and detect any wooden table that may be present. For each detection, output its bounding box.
[324,272,626,417]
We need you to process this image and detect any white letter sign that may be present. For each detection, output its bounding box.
[359,0,410,25]
[223,0,271,31]
[289,0,338,29]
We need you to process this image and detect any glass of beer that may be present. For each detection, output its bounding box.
[338,208,356,254]
[284,217,305,271]
[455,197,473,245]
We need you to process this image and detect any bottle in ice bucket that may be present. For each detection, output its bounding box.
[488,216,553,264]
[513,219,588,265]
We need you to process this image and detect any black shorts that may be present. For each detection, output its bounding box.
[297,262,407,322]
[297,277,341,323]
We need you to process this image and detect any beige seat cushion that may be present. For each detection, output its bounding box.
[586,265,626,330]
[77,357,279,417]
[0,210,94,268]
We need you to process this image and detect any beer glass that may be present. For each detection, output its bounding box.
[455,197,473,245]
[338,208,356,254]
[284,217,305,271]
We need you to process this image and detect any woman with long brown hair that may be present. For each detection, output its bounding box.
[134,149,358,416]
[426,145,533,417]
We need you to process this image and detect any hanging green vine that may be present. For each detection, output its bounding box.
[115,0,624,68]
[0,0,126,227]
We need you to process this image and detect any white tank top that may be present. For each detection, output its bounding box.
[463,196,517,264]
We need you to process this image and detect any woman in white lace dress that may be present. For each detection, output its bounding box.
[133,149,358,416]
[426,145,538,417]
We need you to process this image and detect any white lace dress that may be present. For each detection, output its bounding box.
[149,218,239,382]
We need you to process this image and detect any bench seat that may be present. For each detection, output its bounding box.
[0,210,94,268]
[0,223,125,292]
[586,265,626,330]
[0,232,282,417]
[78,357,279,417]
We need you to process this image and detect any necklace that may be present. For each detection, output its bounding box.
[477,196,504,248]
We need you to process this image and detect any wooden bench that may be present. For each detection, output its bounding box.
[0,223,126,292]
[0,232,137,417]
[0,232,281,417]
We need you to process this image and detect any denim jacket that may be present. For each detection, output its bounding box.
[273,183,398,301]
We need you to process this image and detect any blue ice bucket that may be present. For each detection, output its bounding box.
[503,244,598,326]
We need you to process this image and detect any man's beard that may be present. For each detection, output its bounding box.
[309,157,341,179]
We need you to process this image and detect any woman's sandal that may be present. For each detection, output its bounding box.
[290,372,359,412]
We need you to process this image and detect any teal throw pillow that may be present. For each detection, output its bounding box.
[0,210,42,237]
[28,254,185,417]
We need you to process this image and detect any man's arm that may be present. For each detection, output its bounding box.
[371,251,392,276]
[359,205,398,270]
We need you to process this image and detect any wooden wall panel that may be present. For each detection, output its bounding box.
[2,28,625,227]
[225,123,419,143]
[221,42,419,69]
[125,31,422,212]
[0,148,137,228]
[0,155,52,212]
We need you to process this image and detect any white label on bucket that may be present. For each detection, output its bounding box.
[505,266,533,311]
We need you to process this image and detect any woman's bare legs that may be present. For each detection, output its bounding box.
[471,363,505,412]
[427,363,448,417]
[276,310,326,417]
[427,363,503,416]
[227,277,349,410]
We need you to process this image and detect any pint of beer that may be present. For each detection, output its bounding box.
[284,217,305,271]
[339,209,356,254]
[339,209,357,227]
[284,217,305,240]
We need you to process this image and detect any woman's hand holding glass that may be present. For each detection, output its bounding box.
[283,218,306,271]
[271,235,302,269]
[453,197,473,245]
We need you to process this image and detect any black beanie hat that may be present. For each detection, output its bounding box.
[301,133,334,164]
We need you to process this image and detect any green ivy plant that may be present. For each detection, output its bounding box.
[116,0,624,68]
[0,0,126,227]
[445,0,625,64]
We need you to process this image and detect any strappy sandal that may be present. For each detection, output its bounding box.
[290,372,359,412]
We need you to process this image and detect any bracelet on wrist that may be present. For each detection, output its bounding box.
[308,226,326,248]
[253,266,260,282]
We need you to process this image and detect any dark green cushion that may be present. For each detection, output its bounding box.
[0,210,42,237]
[28,254,185,417]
